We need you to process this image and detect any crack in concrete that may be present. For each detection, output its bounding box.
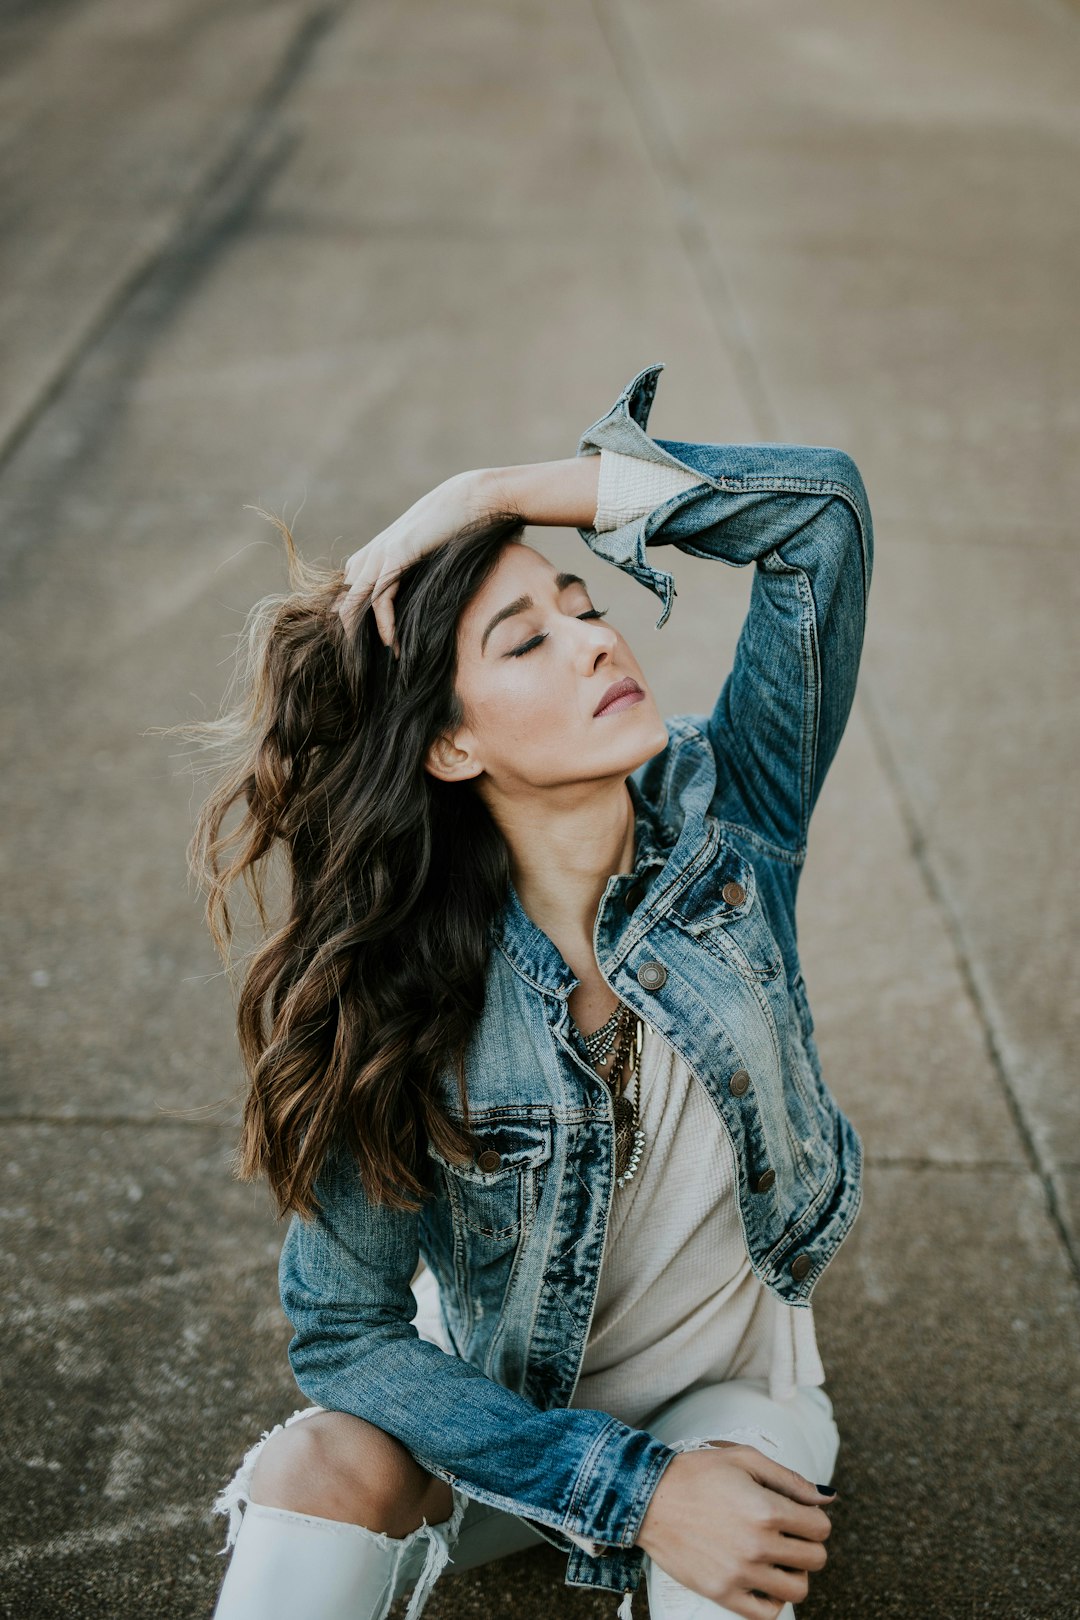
[857,676,1080,1287]
[0,0,355,479]
[590,0,781,441]
[865,1157,1031,1172]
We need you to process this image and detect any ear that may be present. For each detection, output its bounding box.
[423,728,484,785]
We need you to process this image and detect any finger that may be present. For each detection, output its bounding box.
[765,1531,829,1572]
[765,1491,834,1544]
[370,575,399,650]
[739,1592,787,1620]
[740,1451,838,1508]
[335,582,369,634]
[746,1561,810,1607]
[343,537,385,590]
[336,548,386,631]
[343,547,383,604]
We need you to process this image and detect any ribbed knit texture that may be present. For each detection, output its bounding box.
[568,1022,824,1429]
[593,447,702,534]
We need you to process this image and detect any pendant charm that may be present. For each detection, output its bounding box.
[612,1093,645,1186]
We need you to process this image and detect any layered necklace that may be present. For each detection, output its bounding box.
[576,1002,646,1187]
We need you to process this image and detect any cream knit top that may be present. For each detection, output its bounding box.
[410,447,825,1429]
[592,444,704,534]
[567,1020,824,1430]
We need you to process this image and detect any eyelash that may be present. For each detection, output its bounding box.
[508,608,609,658]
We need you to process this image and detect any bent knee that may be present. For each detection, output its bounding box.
[249,1411,452,1535]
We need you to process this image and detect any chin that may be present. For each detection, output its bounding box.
[623,715,669,773]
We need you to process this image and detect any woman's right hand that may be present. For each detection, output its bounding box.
[334,467,503,651]
[635,1441,836,1620]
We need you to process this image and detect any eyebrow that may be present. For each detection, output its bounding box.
[480,572,588,655]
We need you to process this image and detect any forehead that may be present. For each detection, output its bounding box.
[457,541,559,623]
[474,540,558,599]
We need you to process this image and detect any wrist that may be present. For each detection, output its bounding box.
[466,464,520,523]
[475,457,601,530]
[632,1449,685,1554]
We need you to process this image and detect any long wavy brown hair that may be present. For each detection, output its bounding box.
[173,505,526,1220]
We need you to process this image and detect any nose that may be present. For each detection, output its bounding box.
[579,618,618,668]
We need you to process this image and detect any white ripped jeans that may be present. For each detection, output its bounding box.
[209,1377,838,1620]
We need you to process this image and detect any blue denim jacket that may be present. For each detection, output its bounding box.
[278,363,874,1604]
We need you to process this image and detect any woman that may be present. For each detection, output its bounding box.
[191,363,874,1620]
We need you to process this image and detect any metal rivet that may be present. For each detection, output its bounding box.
[636,960,667,991]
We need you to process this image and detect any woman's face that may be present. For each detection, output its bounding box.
[427,541,668,797]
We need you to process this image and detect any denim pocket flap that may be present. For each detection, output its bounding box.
[429,1114,553,1185]
[674,831,757,932]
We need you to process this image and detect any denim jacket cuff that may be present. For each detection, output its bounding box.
[563,1417,679,1551]
[574,361,711,628]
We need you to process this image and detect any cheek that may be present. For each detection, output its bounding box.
[472,668,575,753]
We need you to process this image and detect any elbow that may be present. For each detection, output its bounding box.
[285,1306,414,1382]
[818,447,867,507]
[820,450,874,597]
[286,1321,346,1382]
[285,1318,370,1408]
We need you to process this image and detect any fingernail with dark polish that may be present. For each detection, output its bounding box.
[816,1484,837,1495]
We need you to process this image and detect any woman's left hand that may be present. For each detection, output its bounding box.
[335,468,501,652]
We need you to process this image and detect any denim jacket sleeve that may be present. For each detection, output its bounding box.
[277,1142,678,1555]
[576,362,875,860]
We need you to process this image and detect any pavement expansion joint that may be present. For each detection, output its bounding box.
[0,1113,238,1129]
[589,0,779,438]
[865,1156,1031,1172]
[856,678,1079,1288]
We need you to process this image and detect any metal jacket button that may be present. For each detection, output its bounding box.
[624,882,645,913]
[728,1069,751,1096]
[722,880,746,906]
[790,1252,813,1281]
[637,960,667,991]
[476,1149,502,1172]
[753,1168,776,1194]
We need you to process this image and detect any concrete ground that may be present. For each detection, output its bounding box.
[1,1,1078,1616]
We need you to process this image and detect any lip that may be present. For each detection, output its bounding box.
[594,676,645,718]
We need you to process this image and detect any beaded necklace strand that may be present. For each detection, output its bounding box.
[575,1002,646,1187]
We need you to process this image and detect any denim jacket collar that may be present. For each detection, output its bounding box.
[489,717,719,996]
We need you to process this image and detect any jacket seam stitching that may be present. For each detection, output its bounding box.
[614,1442,680,1550]
[714,818,806,866]
[564,1417,621,1532]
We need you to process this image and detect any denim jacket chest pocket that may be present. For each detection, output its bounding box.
[670,832,784,984]
[426,1112,554,1241]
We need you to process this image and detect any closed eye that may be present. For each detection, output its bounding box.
[507,608,608,658]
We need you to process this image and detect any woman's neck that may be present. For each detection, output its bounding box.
[492,777,637,953]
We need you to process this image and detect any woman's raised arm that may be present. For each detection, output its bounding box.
[571,364,875,860]
[334,456,601,649]
[642,436,874,859]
